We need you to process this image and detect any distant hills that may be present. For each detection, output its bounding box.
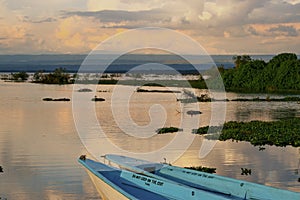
[0,54,287,73]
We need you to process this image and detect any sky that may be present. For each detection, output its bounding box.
[0,0,300,54]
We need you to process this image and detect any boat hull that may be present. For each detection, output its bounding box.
[79,157,233,200]
[85,169,130,200]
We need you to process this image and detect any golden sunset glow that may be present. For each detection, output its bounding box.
[0,0,299,54]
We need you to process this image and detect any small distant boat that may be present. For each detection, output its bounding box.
[104,154,300,200]
[78,155,233,200]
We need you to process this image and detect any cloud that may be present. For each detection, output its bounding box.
[1,0,300,54]
[20,16,57,23]
[245,23,300,38]
[62,8,197,30]
[248,1,300,24]
[87,0,165,11]
[54,16,125,53]
[31,17,57,23]
[63,0,300,37]
[268,24,298,37]
[63,9,168,24]
[64,0,207,29]
[4,0,85,12]
[247,26,259,36]
[285,0,300,5]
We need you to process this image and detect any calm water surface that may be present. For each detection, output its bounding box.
[0,82,299,199]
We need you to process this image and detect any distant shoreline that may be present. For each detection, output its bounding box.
[1,53,300,94]
[1,54,296,73]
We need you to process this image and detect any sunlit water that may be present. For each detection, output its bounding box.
[0,82,299,199]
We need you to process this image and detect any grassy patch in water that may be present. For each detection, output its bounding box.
[231,96,300,102]
[156,127,182,134]
[136,88,181,93]
[194,118,300,147]
[184,166,217,174]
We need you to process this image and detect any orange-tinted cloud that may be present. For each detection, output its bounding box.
[0,0,300,54]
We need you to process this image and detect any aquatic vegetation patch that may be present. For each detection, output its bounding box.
[184,166,216,174]
[241,168,252,176]
[33,68,74,84]
[42,97,70,101]
[156,127,182,134]
[77,88,92,92]
[91,96,105,102]
[136,88,181,93]
[186,110,202,115]
[231,96,300,102]
[195,118,300,147]
[192,126,222,134]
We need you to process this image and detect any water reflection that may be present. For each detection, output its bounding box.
[270,108,299,120]
[0,83,299,200]
[0,82,100,199]
[227,101,300,122]
[174,139,300,192]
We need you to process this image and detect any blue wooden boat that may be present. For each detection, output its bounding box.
[78,155,234,200]
[104,154,300,200]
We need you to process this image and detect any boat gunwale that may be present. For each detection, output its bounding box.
[104,154,300,199]
[78,158,138,200]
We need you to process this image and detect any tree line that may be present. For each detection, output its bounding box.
[32,67,74,84]
[7,53,300,93]
[221,53,300,93]
[9,67,74,84]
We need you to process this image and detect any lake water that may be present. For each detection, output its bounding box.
[0,82,299,199]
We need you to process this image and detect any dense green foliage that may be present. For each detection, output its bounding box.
[195,118,300,147]
[232,55,252,68]
[188,79,208,89]
[222,53,300,93]
[193,126,222,134]
[25,52,300,93]
[33,68,74,84]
